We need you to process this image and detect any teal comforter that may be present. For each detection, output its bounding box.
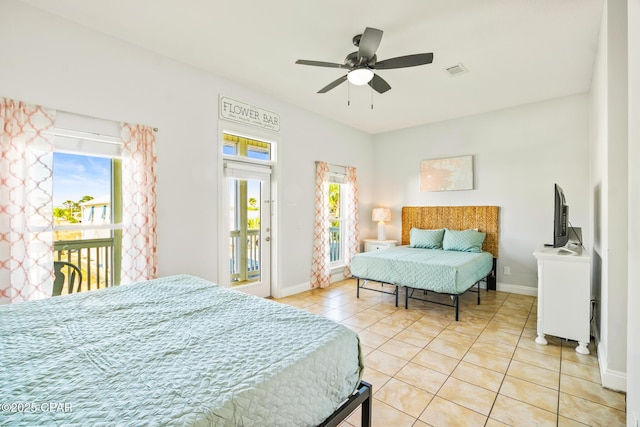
[0,275,363,426]
[351,246,493,294]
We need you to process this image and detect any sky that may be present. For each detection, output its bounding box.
[53,152,111,207]
[53,151,263,211]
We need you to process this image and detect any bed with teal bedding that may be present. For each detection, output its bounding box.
[351,246,493,320]
[0,275,368,426]
[352,246,493,294]
[351,206,500,320]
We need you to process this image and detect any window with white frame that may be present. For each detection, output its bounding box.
[328,174,346,266]
[52,123,123,293]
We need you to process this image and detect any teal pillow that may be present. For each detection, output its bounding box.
[410,228,445,249]
[442,228,486,253]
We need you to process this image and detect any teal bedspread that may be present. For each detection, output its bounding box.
[0,275,363,426]
[351,246,493,294]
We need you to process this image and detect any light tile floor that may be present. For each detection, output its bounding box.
[274,279,627,427]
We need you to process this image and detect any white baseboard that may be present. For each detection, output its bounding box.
[278,268,345,298]
[278,281,310,298]
[597,341,628,392]
[331,269,346,284]
[496,282,538,296]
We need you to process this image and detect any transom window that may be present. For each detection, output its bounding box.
[223,133,271,161]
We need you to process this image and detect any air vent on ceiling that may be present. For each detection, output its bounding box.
[445,63,468,76]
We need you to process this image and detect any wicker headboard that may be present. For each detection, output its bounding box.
[401,206,499,258]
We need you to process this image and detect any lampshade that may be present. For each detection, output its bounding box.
[372,208,391,222]
[347,68,374,86]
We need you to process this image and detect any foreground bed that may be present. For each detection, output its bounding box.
[0,275,369,426]
[352,206,499,320]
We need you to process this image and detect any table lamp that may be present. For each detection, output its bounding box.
[372,208,391,241]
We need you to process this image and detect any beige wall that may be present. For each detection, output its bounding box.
[0,1,376,296]
[626,0,639,422]
[372,94,590,294]
[589,0,628,391]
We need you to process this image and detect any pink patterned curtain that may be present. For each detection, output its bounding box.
[311,161,330,288]
[0,98,55,303]
[120,124,157,285]
[343,166,360,278]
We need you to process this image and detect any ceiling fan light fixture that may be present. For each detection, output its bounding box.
[296,26,433,95]
[347,67,374,85]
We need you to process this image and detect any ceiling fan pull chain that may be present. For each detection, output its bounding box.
[347,82,351,106]
[371,85,374,110]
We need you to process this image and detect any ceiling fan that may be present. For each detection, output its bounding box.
[295,27,434,94]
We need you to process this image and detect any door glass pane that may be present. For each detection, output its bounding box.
[229,177,261,285]
[329,183,342,263]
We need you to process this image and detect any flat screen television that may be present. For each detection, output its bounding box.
[553,183,569,248]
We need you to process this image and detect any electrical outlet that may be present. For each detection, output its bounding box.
[503,266,511,275]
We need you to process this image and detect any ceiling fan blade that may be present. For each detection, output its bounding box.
[368,74,391,94]
[374,53,434,70]
[358,27,383,61]
[318,75,348,93]
[296,59,348,69]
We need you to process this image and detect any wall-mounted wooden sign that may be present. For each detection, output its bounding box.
[219,96,280,132]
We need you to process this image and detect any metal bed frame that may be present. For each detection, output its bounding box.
[319,381,372,427]
[355,269,492,321]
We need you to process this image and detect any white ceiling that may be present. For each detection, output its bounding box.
[20,0,604,134]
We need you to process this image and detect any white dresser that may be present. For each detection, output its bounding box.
[363,239,397,252]
[533,246,591,354]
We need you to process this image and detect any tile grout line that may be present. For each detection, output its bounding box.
[478,294,510,426]
[557,337,564,425]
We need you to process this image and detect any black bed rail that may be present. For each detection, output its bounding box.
[405,282,482,321]
[356,278,399,306]
[355,271,490,321]
[318,381,372,427]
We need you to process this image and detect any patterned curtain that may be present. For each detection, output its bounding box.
[120,124,157,284]
[343,167,360,278]
[0,98,55,303]
[310,161,330,288]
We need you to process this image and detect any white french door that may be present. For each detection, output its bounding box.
[221,161,271,297]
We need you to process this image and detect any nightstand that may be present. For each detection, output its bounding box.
[363,239,397,252]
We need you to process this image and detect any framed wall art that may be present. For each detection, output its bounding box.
[420,155,474,192]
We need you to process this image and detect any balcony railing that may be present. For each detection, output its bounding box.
[228,227,340,283]
[330,226,341,262]
[53,238,114,294]
[230,229,260,283]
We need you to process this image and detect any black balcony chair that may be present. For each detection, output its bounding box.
[53,261,83,297]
